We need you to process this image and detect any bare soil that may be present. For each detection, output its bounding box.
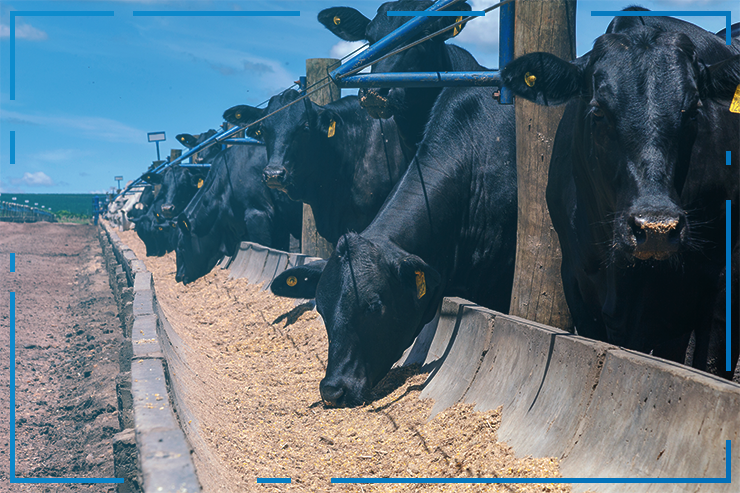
[118,228,573,493]
[0,222,122,493]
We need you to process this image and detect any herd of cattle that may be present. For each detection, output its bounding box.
[104,1,740,407]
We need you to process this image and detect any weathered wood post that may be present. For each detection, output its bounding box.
[509,0,576,329]
[302,58,341,259]
[170,149,182,161]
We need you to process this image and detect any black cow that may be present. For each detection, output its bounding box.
[175,138,302,285]
[274,0,517,407]
[133,162,209,257]
[502,8,739,377]
[318,0,475,160]
[223,92,407,245]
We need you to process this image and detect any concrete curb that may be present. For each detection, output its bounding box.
[100,221,201,493]
[401,297,740,492]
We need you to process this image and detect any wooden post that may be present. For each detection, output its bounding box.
[170,149,182,160]
[509,0,576,329]
[302,58,341,259]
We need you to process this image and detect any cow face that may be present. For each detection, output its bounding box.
[318,1,470,121]
[314,234,440,407]
[174,218,225,285]
[503,27,740,262]
[176,129,219,164]
[224,92,339,202]
[135,213,175,257]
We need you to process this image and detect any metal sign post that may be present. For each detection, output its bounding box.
[147,131,166,161]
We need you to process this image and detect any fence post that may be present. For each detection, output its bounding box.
[302,58,341,259]
[509,0,576,329]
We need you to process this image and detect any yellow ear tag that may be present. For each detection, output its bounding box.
[255,129,261,137]
[415,270,426,299]
[452,16,463,37]
[333,16,341,25]
[730,84,740,114]
[287,276,298,287]
[197,178,204,189]
[235,113,241,120]
[158,227,163,231]
[525,72,537,87]
[327,120,336,138]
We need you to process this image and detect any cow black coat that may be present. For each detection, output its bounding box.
[502,8,740,377]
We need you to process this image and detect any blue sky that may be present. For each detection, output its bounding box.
[1,0,737,194]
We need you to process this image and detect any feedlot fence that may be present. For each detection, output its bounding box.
[1,201,56,223]
[100,220,740,493]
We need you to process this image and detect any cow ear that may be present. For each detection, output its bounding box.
[318,7,370,42]
[700,55,740,103]
[271,260,327,299]
[223,104,264,126]
[188,170,207,190]
[502,52,586,106]
[142,172,163,185]
[177,134,198,148]
[317,109,341,139]
[396,255,441,301]
[424,2,472,40]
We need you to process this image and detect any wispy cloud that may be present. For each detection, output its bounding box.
[1,110,146,144]
[329,41,371,73]
[31,149,94,163]
[0,22,48,41]
[19,171,54,187]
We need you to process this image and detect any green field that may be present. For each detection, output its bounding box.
[0,193,102,217]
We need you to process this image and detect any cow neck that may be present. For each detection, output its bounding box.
[378,118,404,185]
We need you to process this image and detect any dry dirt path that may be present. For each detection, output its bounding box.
[1,222,122,493]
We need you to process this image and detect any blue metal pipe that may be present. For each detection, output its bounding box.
[498,1,515,104]
[335,71,502,88]
[222,137,264,145]
[330,0,466,80]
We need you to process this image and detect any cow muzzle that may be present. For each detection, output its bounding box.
[359,88,394,119]
[160,203,175,218]
[628,213,684,260]
[262,165,288,190]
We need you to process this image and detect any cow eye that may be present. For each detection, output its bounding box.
[591,106,605,120]
[303,122,311,132]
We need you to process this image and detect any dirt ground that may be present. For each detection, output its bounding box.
[118,227,574,493]
[0,222,122,492]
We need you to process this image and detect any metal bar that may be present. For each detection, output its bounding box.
[334,71,502,88]
[498,1,515,104]
[330,0,465,80]
[179,163,212,168]
[222,137,264,145]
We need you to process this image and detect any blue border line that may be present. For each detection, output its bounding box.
[727,199,732,372]
[9,11,115,101]
[10,131,15,165]
[132,11,300,17]
[387,11,485,17]
[257,478,292,484]
[591,10,732,45]
[9,259,123,483]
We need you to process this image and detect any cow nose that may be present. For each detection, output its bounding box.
[160,203,175,218]
[319,380,345,408]
[628,213,684,260]
[262,166,287,187]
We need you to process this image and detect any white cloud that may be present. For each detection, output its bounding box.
[0,22,48,41]
[330,40,368,60]
[20,172,54,187]
[1,110,145,144]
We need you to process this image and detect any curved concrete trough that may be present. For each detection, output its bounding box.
[102,227,740,492]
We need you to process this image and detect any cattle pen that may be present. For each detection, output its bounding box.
[95,219,739,493]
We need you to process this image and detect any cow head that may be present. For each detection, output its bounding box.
[176,129,219,164]
[224,92,341,202]
[174,215,225,285]
[312,233,440,407]
[503,25,740,262]
[135,213,176,257]
[318,1,470,121]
